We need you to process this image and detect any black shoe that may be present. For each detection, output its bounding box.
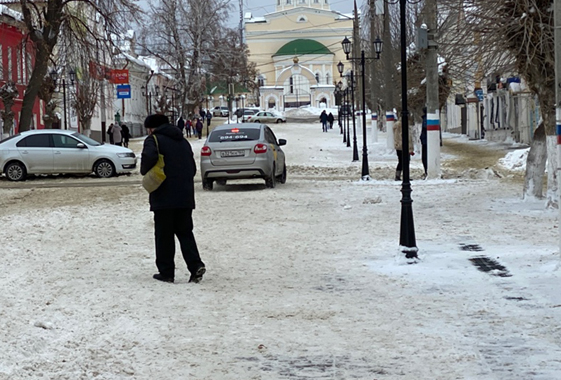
[153,273,174,283]
[189,266,206,283]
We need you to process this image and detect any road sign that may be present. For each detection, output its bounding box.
[116,85,131,99]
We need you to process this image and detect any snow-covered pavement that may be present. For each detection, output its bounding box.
[0,122,560,379]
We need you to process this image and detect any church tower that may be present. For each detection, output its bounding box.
[275,0,331,12]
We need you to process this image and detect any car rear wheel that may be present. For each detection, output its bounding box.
[253,119,260,123]
[94,159,115,178]
[202,179,213,190]
[276,119,282,123]
[277,164,287,184]
[4,161,26,181]
[265,164,276,188]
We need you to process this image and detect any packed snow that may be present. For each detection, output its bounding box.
[0,121,560,379]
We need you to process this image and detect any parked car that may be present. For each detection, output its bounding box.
[251,111,286,124]
[212,106,229,117]
[0,129,137,181]
[200,123,287,190]
[235,108,258,122]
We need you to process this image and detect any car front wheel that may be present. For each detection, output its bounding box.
[276,119,282,123]
[94,159,115,178]
[4,161,26,181]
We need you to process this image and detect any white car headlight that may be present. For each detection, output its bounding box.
[117,152,135,158]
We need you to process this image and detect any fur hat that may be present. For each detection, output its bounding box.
[144,114,169,129]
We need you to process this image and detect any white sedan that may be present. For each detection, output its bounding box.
[0,129,137,181]
[251,111,286,124]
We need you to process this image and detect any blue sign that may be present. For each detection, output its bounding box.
[474,89,484,101]
[116,85,131,99]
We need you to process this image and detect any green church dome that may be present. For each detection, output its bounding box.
[273,39,333,57]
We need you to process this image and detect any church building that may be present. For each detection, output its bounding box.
[244,0,353,111]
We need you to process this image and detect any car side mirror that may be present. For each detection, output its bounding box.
[76,143,86,148]
[278,139,287,146]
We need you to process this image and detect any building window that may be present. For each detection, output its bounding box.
[326,73,330,85]
[314,0,319,3]
[325,0,328,3]
[17,49,22,83]
[0,46,3,80]
[299,0,306,3]
[26,52,32,83]
[298,15,307,22]
[278,0,280,4]
[286,0,291,3]
[7,47,12,81]
[290,76,294,94]
[315,73,320,84]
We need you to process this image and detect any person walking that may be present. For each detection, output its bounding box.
[140,113,206,284]
[112,123,122,146]
[200,109,206,121]
[393,117,413,181]
[320,110,328,132]
[177,116,185,136]
[327,112,334,129]
[121,124,130,148]
[195,118,203,139]
[107,123,115,144]
[420,107,428,179]
[206,111,212,136]
[186,118,193,138]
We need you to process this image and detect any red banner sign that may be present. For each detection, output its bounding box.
[111,69,129,84]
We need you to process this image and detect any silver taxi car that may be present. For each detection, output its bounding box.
[0,129,137,181]
[200,123,287,190]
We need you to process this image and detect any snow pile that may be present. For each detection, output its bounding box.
[499,148,529,171]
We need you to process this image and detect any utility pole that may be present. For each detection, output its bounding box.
[425,0,440,179]
[369,0,379,142]
[554,0,561,253]
[383,0,395,152]
[353,1,361,112]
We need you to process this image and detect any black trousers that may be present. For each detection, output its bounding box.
[421,143,427,174]
[153,208,204,279]
[396,150,403,171]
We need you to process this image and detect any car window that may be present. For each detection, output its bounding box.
[16,134,52,148]
[208,127,261,142]
[264,128,278,145]
[53,134,81,148]
[72,132,100,146]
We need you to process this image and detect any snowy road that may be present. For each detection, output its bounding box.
[0,122,559,379]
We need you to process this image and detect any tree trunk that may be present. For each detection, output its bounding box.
[546,134,559,208]
[19,46,50,131]
[524,121,547,199]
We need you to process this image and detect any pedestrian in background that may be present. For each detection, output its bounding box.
[140,113,206,284]
[393,117,413,181]
[206,111,212,132]
[327,112,334,129]
[195,118,203,139]
[112,123,123,146]
[186,118,193,137]
[107,123,115,144]
[320,110,328,132]
[121,124,130,148]
[420,107,428,179]
[177,116,185,136]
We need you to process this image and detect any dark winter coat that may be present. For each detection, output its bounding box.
[195,120,203,132]
[140,123,196,211]
[420,114,427,145]
[327,113,334,123]
[320,111,328,123]
[177,117,185,131]
[121,125,130,141]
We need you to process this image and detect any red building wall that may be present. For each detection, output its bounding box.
[0,18,44,133]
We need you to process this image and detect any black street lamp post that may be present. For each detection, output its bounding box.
[50,68,76,130]
[398,0,417,258]
[340,35,383,180]
[338,61,357,158]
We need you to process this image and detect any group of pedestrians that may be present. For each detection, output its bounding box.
[107,123,130,147]
[319,110,335,132]
[177,110,212,139]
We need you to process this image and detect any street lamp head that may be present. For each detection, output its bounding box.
[337,61,344,76]
[69,68,76,84]
[49,69,58,84]
[341,36,352,59]
[373,36,383,59]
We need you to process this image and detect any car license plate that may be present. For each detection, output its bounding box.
[220,150,245,158]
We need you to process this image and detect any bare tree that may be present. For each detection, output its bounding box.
[139,0,231,115]
[37,75,59,129]
[0,81,18,136]
[17,0,141,132]
[439,0,554,201]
